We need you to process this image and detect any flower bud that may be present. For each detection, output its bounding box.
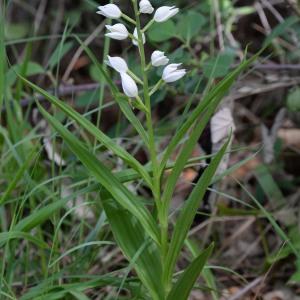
[133,28,146,46]
[97,4,122,19]
[162,64,186,83]
[120,72,139,98]
[139,0,154,14]
[106,56,128,73]
[105,24,129,40]
[151,51,169,67]
[154,6,179,23]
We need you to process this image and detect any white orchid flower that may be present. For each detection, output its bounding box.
[97,4,122,19]
[106,56,128,73]
[120,72,139,98]
[154,6,179,23]
[139,0,154,14]
[105,24,129,40]
[162,63,186,83]
[151,51,169,67]
[133,28,146,46]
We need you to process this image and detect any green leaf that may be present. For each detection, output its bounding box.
[264,16,299,47]
[287,87,300,112]
[254,164,284,206]
[0,147,36,206]
[203,51,235,78]
[148,20,176,42]
[160,51,260,175]
[0,231,49,249]
[7,62,44,87]
[37,103,160,245]
[14,198,70,232]
[48,41,74,70]
[164,138,230,285]
[0,5,5,111]
[4,22,29,40]
[20,76,152,187]
[167,244,214,300]
[103,197,164,300]
[178,11,206,41]
[161,101,221,219]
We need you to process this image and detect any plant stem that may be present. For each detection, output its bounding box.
[150,79,164,96]
[142,19,155,33]
[121,13,136,25]
[132,0,168,296]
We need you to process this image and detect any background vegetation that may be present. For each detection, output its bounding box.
[1,0,300,299]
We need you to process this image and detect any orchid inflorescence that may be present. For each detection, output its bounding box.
[97,1,186,106]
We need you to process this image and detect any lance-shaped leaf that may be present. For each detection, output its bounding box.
[164,138,230,286]
[19,76,152,187]
[103,197,164,300]
[159,51,260,175]
[167,243,214,300]
[37,104,160,245]
[160,97,225,222]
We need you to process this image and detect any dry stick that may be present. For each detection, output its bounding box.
[260,0,285,22]
[8,74,300,113]
[1,83,100,113]
[212,0,225,52]
[285,0,300,17]
[227,276,264,300]
[34,0,48,34]
[232,224,272,270]
[41,0,65,70]
[62,21,106,82]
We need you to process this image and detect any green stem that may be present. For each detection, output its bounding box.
[142,19,155,33]
[132,0,168,296]
[121,13,136,25]
[127,70,144,86]
[150,79,164,96]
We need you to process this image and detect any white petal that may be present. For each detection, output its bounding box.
[97,4,122,19]
[133,28,146,46]
[107,56,128,73]
[105,32,127,40]
[120,72,138,98]
[139,0,154,14]
[151,50,169,66]
[163,70,186,83]
[154,6,179,22]
[105,24,128,40]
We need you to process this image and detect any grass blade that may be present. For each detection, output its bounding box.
[37,103,160,245]
[19,76,152,187]
[103,197,164,300]
[167,243,214,300]
[160,52,260,175]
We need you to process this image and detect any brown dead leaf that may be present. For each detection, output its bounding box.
[278,128,300,149]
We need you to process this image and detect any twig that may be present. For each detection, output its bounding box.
[213,0,225,51]
[62,21,106,82]
[227,276,264,300]
[1,83,100,112]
